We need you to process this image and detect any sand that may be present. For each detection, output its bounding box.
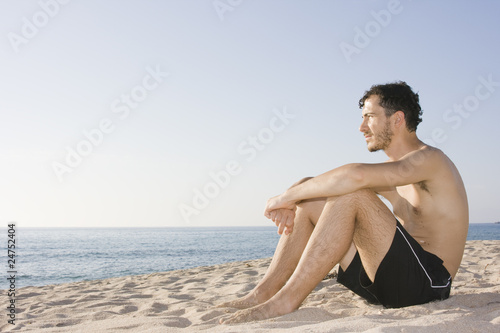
[2,240,499,332]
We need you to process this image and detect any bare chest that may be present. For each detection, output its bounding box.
[391,184,431,224]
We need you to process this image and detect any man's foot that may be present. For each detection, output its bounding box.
[219,299,294,324]
[216,292,261,310]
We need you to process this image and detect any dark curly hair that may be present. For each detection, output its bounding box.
[358,81,423,132]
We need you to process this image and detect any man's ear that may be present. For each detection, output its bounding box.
[393,111,405,128]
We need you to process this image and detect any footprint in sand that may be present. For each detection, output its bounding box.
[200,310,226,321]
[183,278,206,284]
[92,311,117,321]
[150,302,169,313]
[162,317,192,328]
[120,282,138,288]
[128,293,154,299]
[164,309,186,316]
[119,305,139,314]
[168,294,195,301]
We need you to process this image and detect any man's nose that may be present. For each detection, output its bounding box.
[359,119,368,133]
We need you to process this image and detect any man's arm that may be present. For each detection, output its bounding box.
[265,147,442,215]
[268,177,314,235]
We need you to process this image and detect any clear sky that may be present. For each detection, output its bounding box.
[0,0,499,228]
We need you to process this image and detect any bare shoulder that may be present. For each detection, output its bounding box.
[405,145,457,174]
[404,144,445,162]
[422,146,465,197]
[421,145,461,175]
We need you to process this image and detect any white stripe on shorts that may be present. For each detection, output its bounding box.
[396,226,451,289]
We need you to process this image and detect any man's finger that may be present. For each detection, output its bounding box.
[269,211,276,221]
[278,221,286,235]
[284,217,293,234]
[276,210,283,222]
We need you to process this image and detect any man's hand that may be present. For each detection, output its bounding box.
[268,209,295,235]
[265,194,297,214]
[265,194,297,235]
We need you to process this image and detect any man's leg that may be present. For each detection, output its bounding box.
[221,189,396,323]
[217,197,325,309]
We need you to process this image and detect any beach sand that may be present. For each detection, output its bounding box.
[3,240,499,332]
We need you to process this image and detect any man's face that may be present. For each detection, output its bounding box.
[359,95,393,152]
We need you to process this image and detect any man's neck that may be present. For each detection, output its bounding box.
[384,132,425,161]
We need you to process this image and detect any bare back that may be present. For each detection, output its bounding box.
[378,146,469,279]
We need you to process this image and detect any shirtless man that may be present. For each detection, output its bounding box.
[219,81,469,324]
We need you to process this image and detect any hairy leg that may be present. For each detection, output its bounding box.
[221,189,396,323]
[217,198,325,309]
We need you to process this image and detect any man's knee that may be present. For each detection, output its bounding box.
[296,197,326,224]
[290,177,314,189]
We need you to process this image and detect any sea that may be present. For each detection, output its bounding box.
[2,223,499,289]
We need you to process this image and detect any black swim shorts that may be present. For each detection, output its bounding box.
[337,221,452,308]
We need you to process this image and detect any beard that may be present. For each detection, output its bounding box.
[367,121,393,152]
